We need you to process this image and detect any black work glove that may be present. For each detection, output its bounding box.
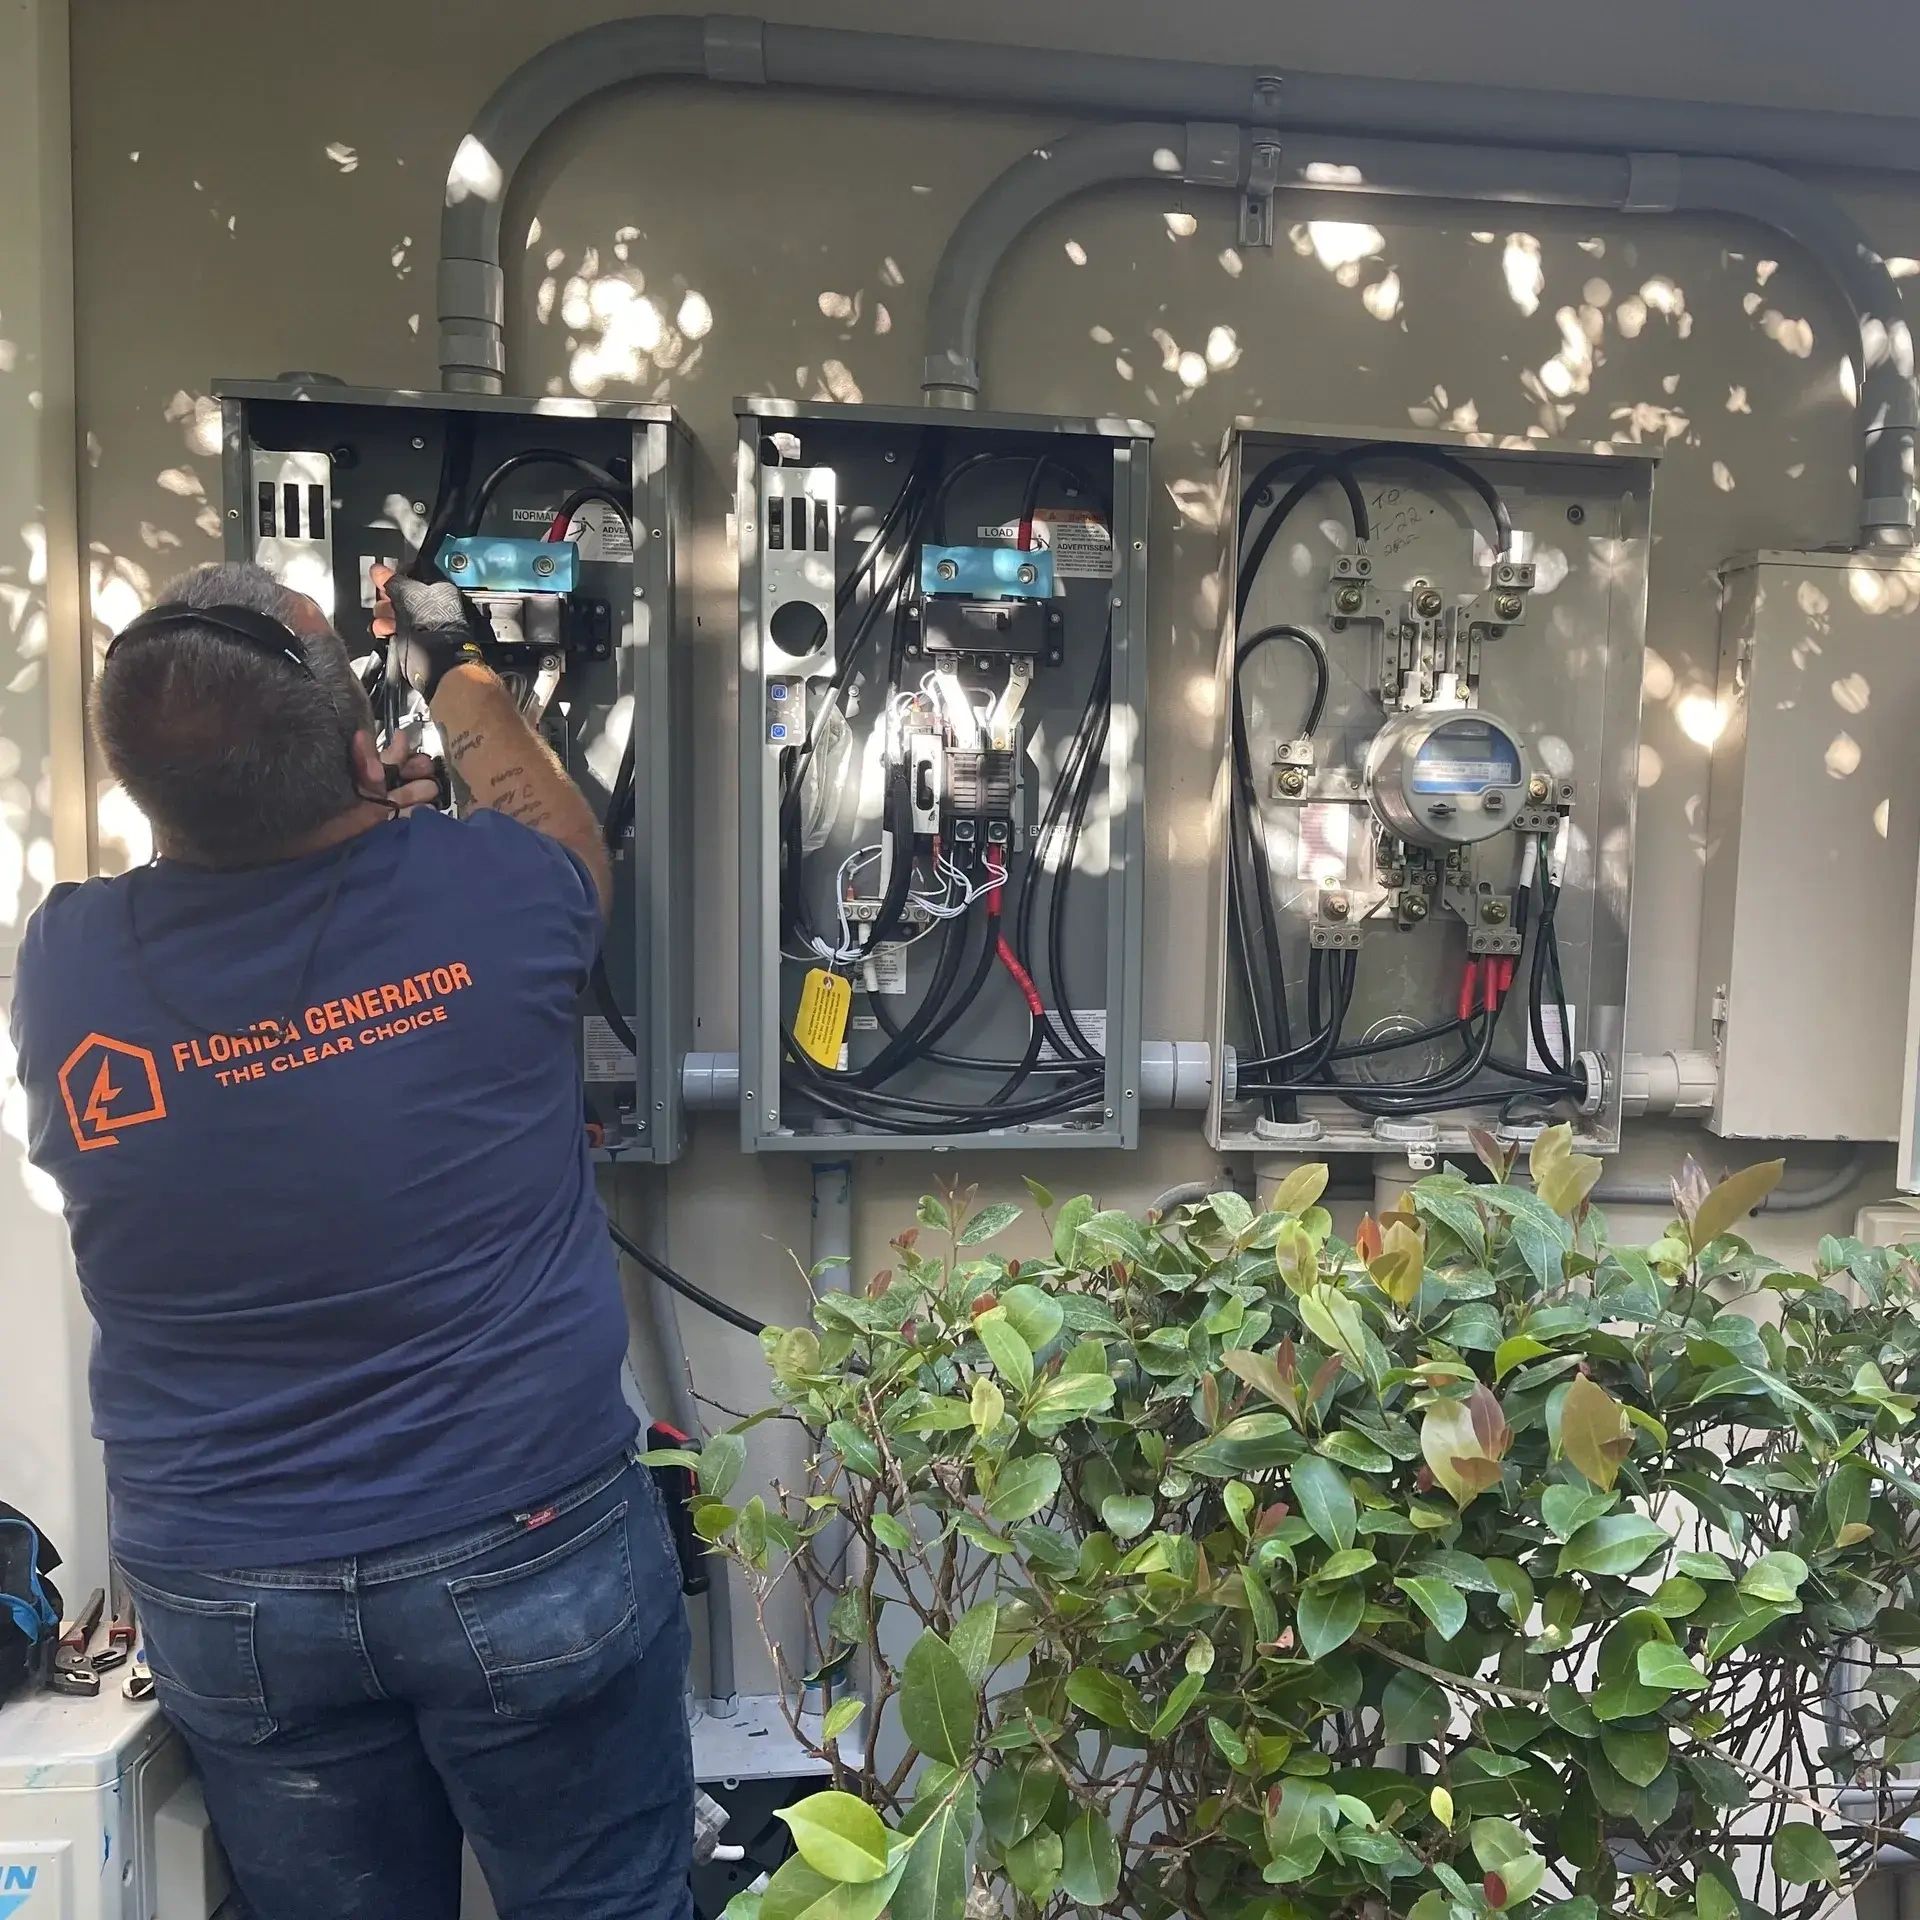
[374,567,488,700]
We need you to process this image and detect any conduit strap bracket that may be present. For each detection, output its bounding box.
[1182,122,1244,191]
[1241,139,1283,248]
[1624,150,1682,215]
[703,15,767,86]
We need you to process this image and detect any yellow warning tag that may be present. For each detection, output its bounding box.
[795,968,853,1067]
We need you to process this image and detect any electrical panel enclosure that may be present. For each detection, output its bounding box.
[1701,550,1920,1145]
[736,397,1150,1153]
[215,378,695,1162]
[1207,421,1654,1156]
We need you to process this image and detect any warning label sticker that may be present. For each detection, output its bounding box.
[1527,1005,1577,1076]
[865,944,908,996]
[1040,1008,1108,1062]
[583,1015,637,1084]
[562,498,635,563]
[976,509,1115,584]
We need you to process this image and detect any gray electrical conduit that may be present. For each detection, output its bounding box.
[1154,1154,1871,1221]
[632,1193,739,1716]
[437,12,1920,389]
[918,124,1916,544]
[435,13,1917,542]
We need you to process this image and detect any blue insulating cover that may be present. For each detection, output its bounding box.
[437,536,578,593]
[919,544,1054,600]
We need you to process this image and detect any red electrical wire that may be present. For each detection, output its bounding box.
[983,848,1044,1016]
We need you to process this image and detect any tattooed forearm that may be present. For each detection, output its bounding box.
[427,662,613,912]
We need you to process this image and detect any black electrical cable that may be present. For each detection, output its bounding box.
[464,451,625,535]
[590,728,640,1056]
[1228,625,1330,1120]
[1239,451,1370,540]
[606,1219,767,1338]
[406,415,477,584]
[549,487,635,540]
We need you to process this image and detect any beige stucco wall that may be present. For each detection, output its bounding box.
[41,0,1920,1671]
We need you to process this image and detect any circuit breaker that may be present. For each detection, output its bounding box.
[736,397,1150,1152]
[1206,421,1654,1155]
[1701,550,1920,1147]
[216,378,695,1161]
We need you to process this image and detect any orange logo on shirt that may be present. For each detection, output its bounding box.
[58,1034,169,1152]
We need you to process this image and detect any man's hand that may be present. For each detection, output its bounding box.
[369,563,485,698]
[379,730,443,813]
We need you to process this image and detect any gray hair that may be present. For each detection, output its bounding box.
[93,561,376,867]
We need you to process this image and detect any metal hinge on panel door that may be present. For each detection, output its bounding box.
[1709,985,1729,1062]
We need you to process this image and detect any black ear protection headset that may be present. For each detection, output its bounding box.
[107,602,415,802]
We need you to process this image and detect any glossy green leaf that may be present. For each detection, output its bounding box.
[700,1431,748,1501]
[948,1601,998,1690]
[1297,1582,1365,1658]
[1773,1822,1842,1886]
[1290,1453,1358,1551]
[1100,1492,1155,1541]
[1598,1727,1668,1788]
[899,1632,976,1766]
[1059,1808,1121,1906]
[820,1697,863,1742]
[958,1201,1022,1247]
[1396,1575,1468,1641]
[1000,1282,1063,1351]
[1540,1484,1614,1542]
[1739,1549,1809,1605]
[1311,1547,1378,1584]
[777,1792,891,1884]
[973,1308,1034,1396]
[1636,1643,1707,1693]
[1381,1668,1450,1743]
[986,1454,1060,1525]
[893,1778,974,1920]
[760,1855,904,1920]
[979,1761,1051,1846]
[1556,1515,1671,1578]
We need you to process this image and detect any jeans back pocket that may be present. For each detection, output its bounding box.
[448,1501,639,1718]
[118,1571,275,1747]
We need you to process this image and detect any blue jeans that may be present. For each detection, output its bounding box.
[120,1451,692,1920]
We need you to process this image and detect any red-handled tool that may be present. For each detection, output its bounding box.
[47,1586,104,1697]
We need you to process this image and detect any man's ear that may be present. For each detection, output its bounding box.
[350,729,387,801]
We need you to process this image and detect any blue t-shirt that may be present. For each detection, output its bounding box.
[11,810,637,1570]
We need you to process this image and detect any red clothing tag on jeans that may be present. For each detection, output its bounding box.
[522,1507,557,1531]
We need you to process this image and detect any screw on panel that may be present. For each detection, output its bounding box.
[1016,563,1037,585]
[1528,774,1552,802]
[885,450,897,464]
[936,558,959,582]
[1481,898,1510,925]
[226,508,240,520]
[1494,592,1524,620]
[1278,767,1307,796]
[1413,584,1444,619]
[446,552,470,572]
[1567,503,1586,524]
[410,436,426,450]
[412,500,428,515]
[1401,892,1428,921]
[1132,540,1144,552]
[1323,895,1351,922]
[1335,585,1364,614]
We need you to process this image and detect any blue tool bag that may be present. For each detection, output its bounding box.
[0,1503,63,1707]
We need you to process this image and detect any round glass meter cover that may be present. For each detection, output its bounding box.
[1406,716,1524,796]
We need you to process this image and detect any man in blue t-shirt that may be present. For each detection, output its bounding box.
[12,560,690,1920]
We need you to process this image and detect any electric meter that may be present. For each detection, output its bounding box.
[1364,707,1529,850]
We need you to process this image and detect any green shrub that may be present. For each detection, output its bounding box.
[690,1129,1920,1920]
